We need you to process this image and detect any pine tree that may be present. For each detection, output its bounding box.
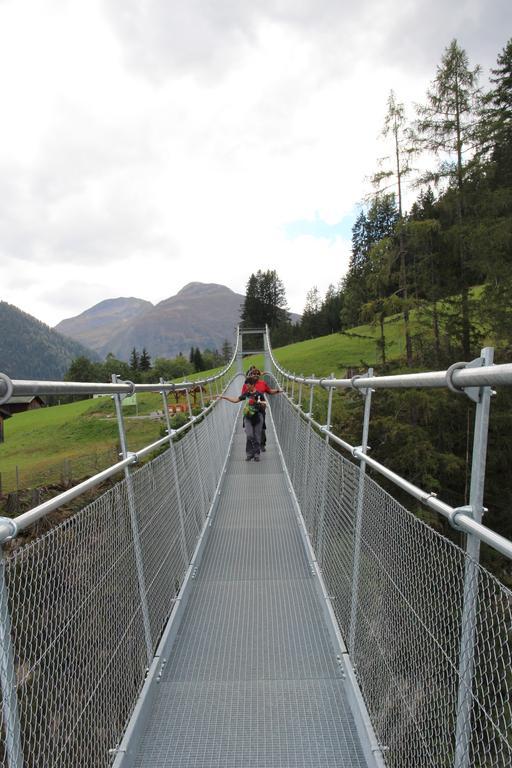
[221,339,233,363]
[241,270,289,330]
[373,90,415,365]
[301,287,322,339]
[193,348,204,372]
[481,38,512,187]
[414,39,482,357]
[129,347,139,372]
[139,348,152,371]
[341,196,399,329]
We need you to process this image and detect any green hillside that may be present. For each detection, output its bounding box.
[0,301,98,379]
[0,317,396,493]
[0,394,165,493]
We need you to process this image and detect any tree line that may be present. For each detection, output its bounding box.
[65,341,233,386]
[242,39,511,368]
[240,40,512,584]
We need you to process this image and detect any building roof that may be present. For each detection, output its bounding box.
[5,395,45,405]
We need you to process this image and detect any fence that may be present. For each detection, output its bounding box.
[266,332,512,768]
[0,350,242,768]
[2,328,512,767]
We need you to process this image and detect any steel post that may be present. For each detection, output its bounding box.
[317,376,334,567]
[209,381,223,467]
[302,378,316,540]
[185,389,208,527]
[349,369,373,660]
[160,382,188,565]
[0,547,23,768]
[294,379,304,499]
[453,348,494,768]
[112,376,153,664]
[198,385,215,496]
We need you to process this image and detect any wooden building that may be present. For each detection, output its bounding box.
[1,395,45,416]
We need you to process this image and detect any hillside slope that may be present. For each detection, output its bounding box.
[54,283,246,360]
[0,301,98,379]
[55,297,153,352]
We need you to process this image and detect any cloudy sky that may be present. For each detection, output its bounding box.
[0,0,510,327]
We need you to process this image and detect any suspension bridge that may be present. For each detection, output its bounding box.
[0,327,511,767]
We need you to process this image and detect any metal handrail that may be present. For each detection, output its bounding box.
[265,324,512,391]
[0,327,241,403]
[265,328,512,562]
[280,393,512,560]
[0,330,242,542]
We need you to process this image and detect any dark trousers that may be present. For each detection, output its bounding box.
[244,415,263,457]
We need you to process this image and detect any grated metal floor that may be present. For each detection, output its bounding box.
[134,418,370,767]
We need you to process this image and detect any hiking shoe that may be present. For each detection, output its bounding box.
[254,455,260,462]
[245,455,253,461]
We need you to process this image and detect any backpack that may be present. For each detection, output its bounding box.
[243,397,261,425]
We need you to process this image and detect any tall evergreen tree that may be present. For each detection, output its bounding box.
[221,339,233,363]
[241,270,289,330]
[301,286,322,339]
[373,90,415,365]
[342,196,399,328]
[193,347,204,372]
[414,39,482,357]
[129,347,139,372]
[139,348,152,371]
[480,38,512,187]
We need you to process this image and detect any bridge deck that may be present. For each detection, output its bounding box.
[134,415,371,767]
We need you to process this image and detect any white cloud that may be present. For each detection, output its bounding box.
[0,0,510,327]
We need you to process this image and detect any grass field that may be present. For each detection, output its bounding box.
[267,317,407,378]
[0,394,167,492]
[0,313,406,493]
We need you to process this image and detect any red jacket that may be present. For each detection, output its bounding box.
[241,380,272,395]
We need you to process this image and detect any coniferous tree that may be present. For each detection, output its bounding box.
[193,348,204,372]
[301,287,322,339]
[139,348,152,371]
[373,90,415,365]
[221,339,233,363]
[342,195,399,328]
[241,270,289,331]
[241,274,264,326]
[129,347,139,372]
[480,38,512,187]
[414,39,482,357]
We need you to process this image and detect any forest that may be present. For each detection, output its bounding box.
[240,39,512,581]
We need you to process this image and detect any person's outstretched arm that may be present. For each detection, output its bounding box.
[215,394,241,404]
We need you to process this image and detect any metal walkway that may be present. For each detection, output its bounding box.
[133,415,371,767]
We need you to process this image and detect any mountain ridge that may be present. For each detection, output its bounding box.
[54,282,301,361]
[54,283,246,360]
[0,301,99,380]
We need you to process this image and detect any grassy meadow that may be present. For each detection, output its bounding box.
[0,314,405,494]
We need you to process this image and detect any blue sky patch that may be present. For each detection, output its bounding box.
[284,209,356,242]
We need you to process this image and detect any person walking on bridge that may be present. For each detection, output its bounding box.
[241,369,281,451]
[216,376,268,461]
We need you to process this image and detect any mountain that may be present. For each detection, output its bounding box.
[54,297,153,352]
[0,301,98,380]
[103,283,245,360]
[53,283,246,360]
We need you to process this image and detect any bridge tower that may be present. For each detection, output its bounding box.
[236,326,266,373]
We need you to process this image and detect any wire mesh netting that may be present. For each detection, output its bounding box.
[269,387,512,768]
[0,381,240,768]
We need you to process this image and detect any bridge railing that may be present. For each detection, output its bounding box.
[265,330,512,768]
[0,344,242,768]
